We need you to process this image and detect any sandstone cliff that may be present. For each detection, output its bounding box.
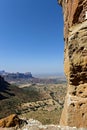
[58,0,87,128]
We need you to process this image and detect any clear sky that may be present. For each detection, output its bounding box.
[0,0,64,74]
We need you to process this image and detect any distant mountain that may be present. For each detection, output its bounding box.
[0,70,6,75]
[0,70,66,85]
[0,70,33,82]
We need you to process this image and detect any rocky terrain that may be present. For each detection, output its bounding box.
[0,76,48,118]
[0,115,86,130]
[0,75,67,124]
[0,76,67,129]
[0,0,87,129]
[58,0,87,128]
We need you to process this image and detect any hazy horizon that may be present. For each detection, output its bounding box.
[0,69,64,75]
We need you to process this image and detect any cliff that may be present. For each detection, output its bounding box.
[0,76,10,100]
[58,0,87,128]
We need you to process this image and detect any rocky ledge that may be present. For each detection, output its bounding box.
[0,115,87,130]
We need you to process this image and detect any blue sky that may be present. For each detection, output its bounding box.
[0,0,64,74]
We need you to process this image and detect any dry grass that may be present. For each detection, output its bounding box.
[0,82,67,125]
[20,107,62,125]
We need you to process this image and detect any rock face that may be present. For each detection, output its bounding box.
[0,114,22,127]
[0,76,10,100]
[58,0,87,128]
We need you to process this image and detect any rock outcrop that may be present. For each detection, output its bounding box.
[20,99,61,113]
[0,114,22,127]
[0,76,10,100]
[0,118,87,130]
[58,0,87,128]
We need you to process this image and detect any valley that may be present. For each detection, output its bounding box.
[0,75,67,125]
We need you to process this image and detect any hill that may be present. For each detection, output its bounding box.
[0,76,67,124]
[0,76,45,119]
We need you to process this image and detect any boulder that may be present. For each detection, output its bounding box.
[0,114,22,127]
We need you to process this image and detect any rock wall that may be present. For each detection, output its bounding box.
[58,0,87,128]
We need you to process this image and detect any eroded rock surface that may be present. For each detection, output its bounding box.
[58,0,87,128]
[0,114,22,128]
[0,118,87,130]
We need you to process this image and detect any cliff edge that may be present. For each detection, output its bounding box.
[58,0,87,128]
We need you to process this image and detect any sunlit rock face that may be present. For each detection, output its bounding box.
[0,114,22,127]
[58,0,87,128]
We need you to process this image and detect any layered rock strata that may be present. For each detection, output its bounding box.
[58,0,87,128]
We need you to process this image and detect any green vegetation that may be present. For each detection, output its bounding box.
[0,78,67,125]
[0,84,44,118]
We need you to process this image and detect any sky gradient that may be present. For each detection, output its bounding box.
[0,0,64,74]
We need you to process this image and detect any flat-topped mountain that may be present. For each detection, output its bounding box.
[0,70,66,85]
[0,70,33,82]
